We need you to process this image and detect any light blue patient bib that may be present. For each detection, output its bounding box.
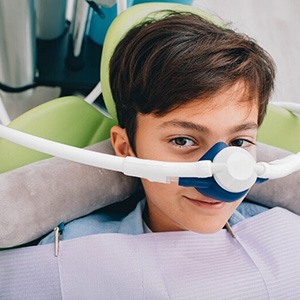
[1,207,300,299]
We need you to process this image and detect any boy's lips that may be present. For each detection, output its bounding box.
[183,196,226,209]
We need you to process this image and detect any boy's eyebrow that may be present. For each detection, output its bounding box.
[160,120,258,133]
[160,120,209,133]
[232,122,258,132]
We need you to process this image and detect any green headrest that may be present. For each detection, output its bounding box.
[0,96,116,173]
[258,103,300,153]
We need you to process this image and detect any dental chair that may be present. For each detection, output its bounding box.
[0,2,299,245]
[0,2,300,246]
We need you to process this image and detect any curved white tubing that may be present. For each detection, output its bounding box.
[0,94,11,125]
[116,0,127,15]
[0,124,123,171]
[84,81,102,105]
[0,124,299,188]
[272,101,300,115]
[257,152,300,179]
[0,124,214,183]
[84,81,112,119]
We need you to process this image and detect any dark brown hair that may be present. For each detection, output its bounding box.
[109,11,276,150]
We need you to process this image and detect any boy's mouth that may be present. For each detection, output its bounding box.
[183,196,226,209]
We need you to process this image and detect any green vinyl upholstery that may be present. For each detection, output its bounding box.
[257,103,300,153]
[0,96,116,173]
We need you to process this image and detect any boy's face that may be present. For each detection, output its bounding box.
[111,81,259,233]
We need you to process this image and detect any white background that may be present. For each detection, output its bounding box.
[193,0,300,104]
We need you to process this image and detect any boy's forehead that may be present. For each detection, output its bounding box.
[137,88,258,132]
[135,81,259,134]
[174,80,259,114]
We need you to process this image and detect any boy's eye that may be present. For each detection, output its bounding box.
[170,137,195,148]
[230,138,255,148]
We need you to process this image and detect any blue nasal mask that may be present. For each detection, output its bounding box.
[0,124,299,204]
[179,142,265,202]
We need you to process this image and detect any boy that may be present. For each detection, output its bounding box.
[40,9,275,242]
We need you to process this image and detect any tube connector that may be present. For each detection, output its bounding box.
[122,156,213,183]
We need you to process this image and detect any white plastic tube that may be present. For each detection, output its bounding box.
[122,156,213,183]
[0,124,214,182]
[256,152,300,179]
[1,124,299,185]
[272,101,300,115]
[0,124,123,171]
[84,81,102,104]
[116,0,127,15]
[84,81,112,119]
[0,94,11,125]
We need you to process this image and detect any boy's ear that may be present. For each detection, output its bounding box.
[110,126,135,157]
